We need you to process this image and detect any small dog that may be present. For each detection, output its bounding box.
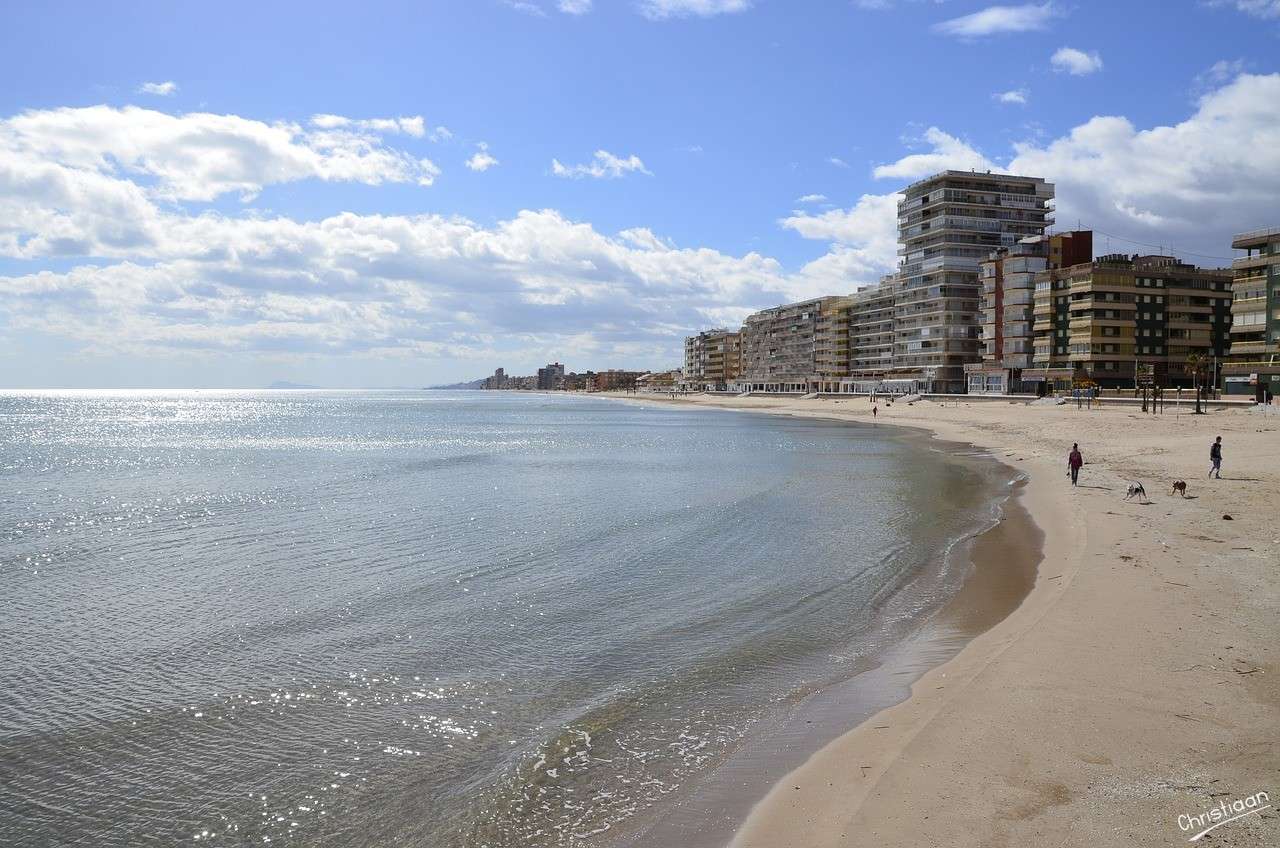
[1171,480,1187,498]
[1125,482,1148,503]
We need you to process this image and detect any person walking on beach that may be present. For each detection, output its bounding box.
[1068,443,1083,486]
[1208,435,1223,479]
[872,404,878,419]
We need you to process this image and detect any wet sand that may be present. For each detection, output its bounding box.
[610,392,1280,847]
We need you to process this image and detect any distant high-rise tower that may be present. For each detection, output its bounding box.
[892,171,1054,393]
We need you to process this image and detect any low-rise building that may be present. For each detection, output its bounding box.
[635,370,681,391]
[562,371,595,391]
[1222,226,1280,402]
[1026,254,1232,390]
[592,369,644,392]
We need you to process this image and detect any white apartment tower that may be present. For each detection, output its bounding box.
[893,170,1054,393]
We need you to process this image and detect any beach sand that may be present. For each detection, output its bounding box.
[613,392,1279,847]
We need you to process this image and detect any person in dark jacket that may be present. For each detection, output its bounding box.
[1208,435,1223,479]
[1068,443,1084,486]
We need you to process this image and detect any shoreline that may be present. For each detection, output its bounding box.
[615,413,1042,848]
[605,391,1278,847]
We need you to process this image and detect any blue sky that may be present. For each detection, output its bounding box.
[2,0,1279,387]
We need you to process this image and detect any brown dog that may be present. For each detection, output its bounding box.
[1171,480,1187,498]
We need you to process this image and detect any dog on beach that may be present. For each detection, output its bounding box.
[1171,480,1187,498]
[1125,482,1148,503]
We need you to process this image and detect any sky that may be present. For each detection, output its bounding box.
[2,0,1279,388]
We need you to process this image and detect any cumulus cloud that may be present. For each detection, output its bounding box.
[466,143,499,172]
[861,73,1280,261]
[0,106,441,205]
[637,0,751,20]
[872,127,997,181]
[779,193,901,276]
[994,88,1029,105]
[795,193,827,203]
[138,81,178,96]
[309,114,428,137]
[551,150,651,179]
[827,157,850,168]
[933,2,1058,37]
[1050,47,1103,75]
[6,76,1280,376]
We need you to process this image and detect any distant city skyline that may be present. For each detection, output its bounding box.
[2,1,1279,387]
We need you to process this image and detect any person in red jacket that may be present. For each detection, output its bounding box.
[1068,443,1084,486]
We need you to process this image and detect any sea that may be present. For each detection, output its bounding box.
[0,390,1019,847]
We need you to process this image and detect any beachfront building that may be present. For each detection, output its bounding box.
[1025,254,1232,391]
[682,329,742,391]
[1222,227,1280,402]
[482,367,509,390]
[562,371,594,391]
[592,369,644,392]
[846,277,898,385]
[892,170,1055,393]
[536,362,566,390]
[967,230,1093,394]
[635,370,680,392]
[737,295,853,393]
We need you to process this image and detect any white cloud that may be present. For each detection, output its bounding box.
[994,88,1029,105]
[7,75,1280,376]
[858,72,1280,261]
[138,81,178,96]
[637,0,751,20]
[1192,59,1246,97]
[504,0,548,15]
[1008,73,1280,248]
[551,150,651,179]
[933,3,1057,37]
[827,157,850,168]
[796,193,827,203]
[872,127,997,181]
[1050,46,1103,75]
[466,143,499,172]
[309,114,429,138]
[558,0,593,12]
[1207,0,1280,18]
[780,193,900,267]
[0,106,441,205]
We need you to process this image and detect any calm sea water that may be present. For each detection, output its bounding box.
[0,390,1009,847]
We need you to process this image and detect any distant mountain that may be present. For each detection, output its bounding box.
[266,380,323,389]
[426,378,486,390]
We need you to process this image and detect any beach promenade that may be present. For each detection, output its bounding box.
[616,392,1279,847]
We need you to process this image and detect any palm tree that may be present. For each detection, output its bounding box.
[1186,352,1209,414]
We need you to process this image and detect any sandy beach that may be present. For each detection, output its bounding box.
[612,392,1279,847]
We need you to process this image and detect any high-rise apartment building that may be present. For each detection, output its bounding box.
[848,276,898,382]
[536,362,566,390]
[738,296,852,392]
[968,230,1092,394]
[1222,227,1280,401]
[893,170,1054,392]
[682,329,742,390]
[1027,254,1232,390]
